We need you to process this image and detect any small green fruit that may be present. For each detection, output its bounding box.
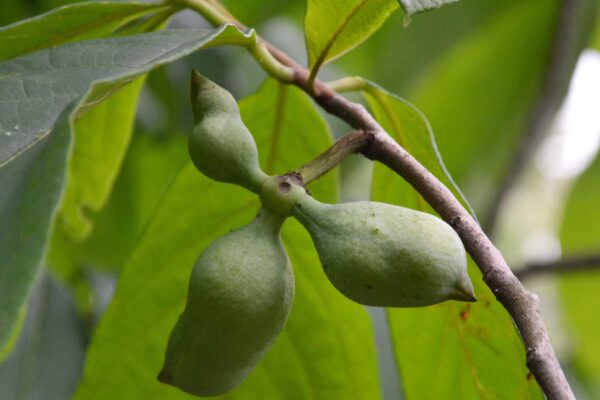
[158,208,294,396]
[189,70,267,193]
[293,195,476,307]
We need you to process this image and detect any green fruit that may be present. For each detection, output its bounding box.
[188,70,267,193]
[158,208,294,396]
[293,195,476,307]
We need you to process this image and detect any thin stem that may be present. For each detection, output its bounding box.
[181,2,575,398]
[327,76,368,93]
[172,0,230,26]
[173,0,294,82]
[296,130,371,183]
[516,253,600,280]
[247,42,294,83]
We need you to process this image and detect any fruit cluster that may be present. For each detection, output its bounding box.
[158,71,476,397]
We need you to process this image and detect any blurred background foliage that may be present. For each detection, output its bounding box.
[1,0,600,398]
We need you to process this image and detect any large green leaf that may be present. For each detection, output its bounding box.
[57,78,146,241]
[0,1,173,61]
[49,131,188,275]
[48,130,188,318]
[0,98,80,364]
[0,26,259,167]
[304,0,398,74]
[0,25,262,356]
[559,156,600,398]
[74,79,379,399]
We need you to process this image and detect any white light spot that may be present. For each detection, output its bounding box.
[536,50,600,179]
[5,131,12,136]
[521,231,562,264]
[13,124,19,130]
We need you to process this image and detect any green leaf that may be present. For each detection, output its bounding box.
[50,12,173,276]
[559,156,600,397]
[0,26,258,168]
[387,260,542,398]
[0,1,173,61]
[365,82,473,215]
[49,131,188,276]
[304,0,398,74]
[0,97,80,365]
[398,0,459,17]
[75,80,379,399]
[0,25,262,355]
[57,78,146,241]
[48,131,188,318]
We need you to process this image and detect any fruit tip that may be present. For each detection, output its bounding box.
[453,278,477,302]
[190,69,210,97]
[190,69,205,83]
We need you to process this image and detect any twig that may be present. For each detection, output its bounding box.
[516,253,600,280]
[179,1,576,398]
[296,130,371,183]
[484,0,589,235]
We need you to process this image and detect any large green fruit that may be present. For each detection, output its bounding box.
[293,195,476,307]
[188,70,267,193]
[158,208,294,396]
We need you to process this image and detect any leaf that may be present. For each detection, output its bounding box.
[0,271,86,400]
[365,82,474,215]
[57,78,146,241]
[0,97,80,365]
[52,4,173,242]
[0,25,262,355]
[387,260,542,399]
[559,156,600,398]
[49,131,188,276]
[398,0,459,17]
[75,80,379,399]
[304,0,398,74]
[0,1,173,61]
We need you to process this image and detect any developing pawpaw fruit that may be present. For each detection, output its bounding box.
[158,207,294,396]
[293,194,475,307]
[188,70,267,193]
